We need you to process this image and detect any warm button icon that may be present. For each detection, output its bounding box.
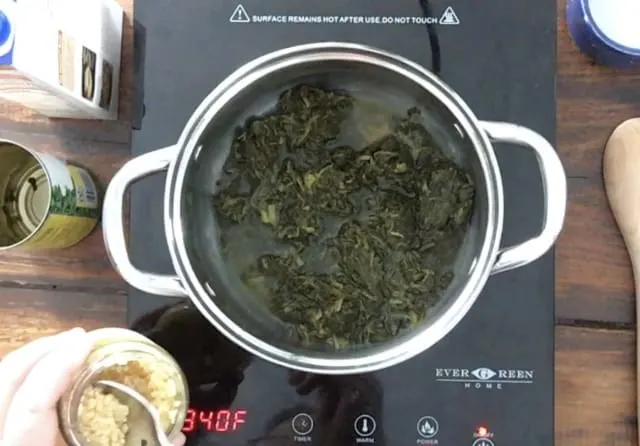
[417,416,439,438]
[354,414,376,437]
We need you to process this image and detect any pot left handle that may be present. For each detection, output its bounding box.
[103,146,188,297]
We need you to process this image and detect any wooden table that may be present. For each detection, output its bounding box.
[1,0,640,444]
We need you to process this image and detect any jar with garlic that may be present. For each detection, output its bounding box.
[57,328,189,446]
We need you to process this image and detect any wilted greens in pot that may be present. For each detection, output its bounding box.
[212,84,475,350]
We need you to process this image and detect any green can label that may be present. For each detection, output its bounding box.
[24,154,99,249]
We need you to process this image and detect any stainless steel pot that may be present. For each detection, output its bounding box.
[103,42,567,375]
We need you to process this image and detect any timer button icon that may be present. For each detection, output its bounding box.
[354,414,376,437]
[292,413,314,435]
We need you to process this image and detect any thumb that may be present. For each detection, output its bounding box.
[172,432,186,446]
[2,329,92,446]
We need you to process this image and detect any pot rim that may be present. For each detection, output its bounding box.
[164,42,503,374]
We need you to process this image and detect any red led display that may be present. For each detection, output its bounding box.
[183,409,247,433]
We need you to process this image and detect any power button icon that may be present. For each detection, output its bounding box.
[417,416,439,438]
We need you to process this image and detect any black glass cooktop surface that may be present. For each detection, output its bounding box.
[128,0,556,445]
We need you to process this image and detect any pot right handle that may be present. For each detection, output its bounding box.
[480,121,567,275]
[102,146,188,297]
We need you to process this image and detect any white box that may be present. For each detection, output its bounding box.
[0,0,124,120]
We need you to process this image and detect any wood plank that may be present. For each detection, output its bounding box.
[556,178,634,325]
[0,0,134,291]
[556,326,636,445]
[0,288,126,356]
[0,101,132,145]
[555,0,640,324]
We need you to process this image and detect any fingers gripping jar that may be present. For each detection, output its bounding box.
[57,328,189,446]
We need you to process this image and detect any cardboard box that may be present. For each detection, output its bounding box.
[0,0,123,120]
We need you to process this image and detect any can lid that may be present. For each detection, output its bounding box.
[16,167,49,233]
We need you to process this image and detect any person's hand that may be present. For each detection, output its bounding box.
[0,327,187,446]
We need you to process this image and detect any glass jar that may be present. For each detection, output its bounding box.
[57,328,189,446]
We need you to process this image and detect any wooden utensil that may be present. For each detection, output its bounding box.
[603,117,640,442]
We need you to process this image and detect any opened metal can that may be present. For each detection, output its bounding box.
[0,139,99,250]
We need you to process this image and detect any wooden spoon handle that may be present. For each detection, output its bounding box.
[604,119,640,259]
[602,117,640,443]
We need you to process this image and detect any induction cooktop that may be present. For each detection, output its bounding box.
[128,0,556,444]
